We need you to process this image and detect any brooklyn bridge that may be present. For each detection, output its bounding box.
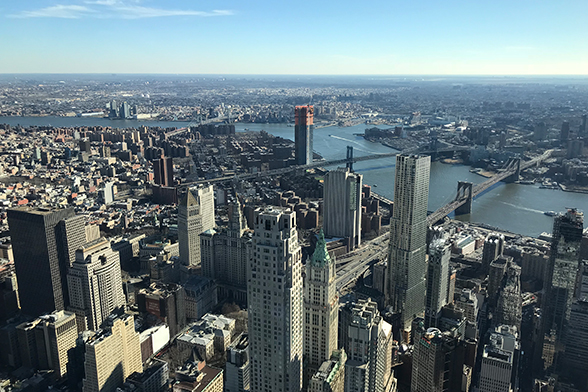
[181,145,553,225]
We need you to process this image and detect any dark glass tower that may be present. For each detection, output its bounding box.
[294,105,314,165]
[8,207,85,317]
[543,208,583,335]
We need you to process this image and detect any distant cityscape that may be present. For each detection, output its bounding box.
[0,75,586,392]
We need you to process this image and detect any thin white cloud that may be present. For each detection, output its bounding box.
[8,1,233,19]
[8,5,96,19]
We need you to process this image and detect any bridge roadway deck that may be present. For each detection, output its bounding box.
[426,150,552,225]
[180,145,469,188]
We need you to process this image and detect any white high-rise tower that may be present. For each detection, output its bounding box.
[248,207,303,392]
[178,185,215,267]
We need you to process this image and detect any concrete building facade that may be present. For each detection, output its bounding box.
[323,168,363,249]
[178,186,215,268]
[247,207,303,392]
[67,238,126,331]
[83,313,142,392]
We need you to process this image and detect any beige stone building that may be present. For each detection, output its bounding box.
[83,313,142,392]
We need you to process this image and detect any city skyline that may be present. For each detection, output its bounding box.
[1,0,588,75]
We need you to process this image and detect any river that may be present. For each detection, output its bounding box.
[1,116,587,237]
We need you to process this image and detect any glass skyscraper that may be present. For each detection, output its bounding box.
[387,154,431,333]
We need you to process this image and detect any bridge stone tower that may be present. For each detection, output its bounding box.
[454,181,473,216]
[346,146,354,171]
[504,157,521,183]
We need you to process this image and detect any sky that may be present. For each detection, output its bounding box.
[1,0,588,75]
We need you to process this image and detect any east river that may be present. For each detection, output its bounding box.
[2,116,588,237]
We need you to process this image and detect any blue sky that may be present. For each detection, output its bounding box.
[1,0,587,75]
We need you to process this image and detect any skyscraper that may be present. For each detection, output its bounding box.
[83,313,142,392]
[247,207,303,392]
[541,208,583,372]
[561,121,570,143]
[225,333,250,392]
[323,168,362,249]
[8,207,86,316]
[411,322,467,392]
[425,238,450,328]
[542,209,583,336]
[340,299,394,392]
[201,200,250,302]
[304,230,338,376]
[153,156,174,187]
[67,238,126,331]
[388,154,430,332]
[16,310,78,377]
[178,186,215,267]
[481,233,504,273]
[295,105,314,165]
[479,325,519,392]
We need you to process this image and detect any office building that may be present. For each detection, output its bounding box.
[295,105,314,165]
[225,333,250,392]
[495,264,522,332]
[425,239,451,328]
[542,209,583,337]
[581,114,587,136]
[174,362,223,392]
[201,200,250,302]
[101,181,115,205]
[479,325,519,392]
[67,238,126,331]
[16,310,77,377]
[153,156,174,187]
[482,233,505,273]
[340,299,395,392]
[137,282,187,337]
[178,186,215,267]
[564,299,588,381]
[323,168,363,249]
[247,207,303,392]
[126,358,169,392]
[411,321,468,392]
[83,313,142,392]
[8,207,86,316]
[388,154,430,332]
[561,121,570,143]
[304,230,338,375]
[308,350,346,392]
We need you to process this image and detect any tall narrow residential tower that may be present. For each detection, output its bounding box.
[178,185,215,267]
[248,207,303,392]
[388,154,431,332]
[304,230,338,375]
[295,105,314,165]
[323,168,363,249]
